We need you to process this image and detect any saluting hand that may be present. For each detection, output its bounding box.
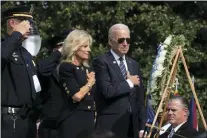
[13,20,30,38]
[127,71,140,86]
[57,46,63,52]
[86,69,96,86]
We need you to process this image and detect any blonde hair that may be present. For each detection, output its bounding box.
[61,29,93,67]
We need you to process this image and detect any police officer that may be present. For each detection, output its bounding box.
[1,6,62,138]
[38,30,71,138]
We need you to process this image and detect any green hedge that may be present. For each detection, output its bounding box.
[2,1,207,127]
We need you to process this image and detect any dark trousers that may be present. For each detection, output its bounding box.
[58,110,95,138]
[1,114,29,138]
[28,120,38,138]
[95,112,134,138]
[38,121,58,138]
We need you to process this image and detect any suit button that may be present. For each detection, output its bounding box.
[63,83,66,87]
[66,90,70,94]
[73,100,76,103]
[88,106,91,109]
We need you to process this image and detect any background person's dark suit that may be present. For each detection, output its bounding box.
[93,51,146,138]
[159,122,198,138]
[193,131,207,138]
[38,67,64,138]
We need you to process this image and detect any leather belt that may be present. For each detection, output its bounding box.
[1,107,21,114]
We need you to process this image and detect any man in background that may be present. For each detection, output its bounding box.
[159,96,198,138]
[38,30,71,138]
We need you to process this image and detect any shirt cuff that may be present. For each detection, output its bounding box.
[139,130,144,133]
[139,130,147,134]
[126,79,134,89]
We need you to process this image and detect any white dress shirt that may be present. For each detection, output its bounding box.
[173,121,186,132]
[160,123,171,135]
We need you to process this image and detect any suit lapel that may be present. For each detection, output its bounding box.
[161,126,172,137]
[106,51,125,79]
[167,122,188,138]
[175,122,188,134]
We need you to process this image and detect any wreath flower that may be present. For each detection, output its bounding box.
[148,35,186,107]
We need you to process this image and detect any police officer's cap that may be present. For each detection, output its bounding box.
[48,29,72,48]
[3,6,33,20]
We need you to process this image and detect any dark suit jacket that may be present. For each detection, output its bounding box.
[58,62,95,123]
[39,67,64,128]
[159,122,198,138]
[93,51,146,137]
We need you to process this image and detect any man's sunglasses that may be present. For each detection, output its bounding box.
[117,38,130,44]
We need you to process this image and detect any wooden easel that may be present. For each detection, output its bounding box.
[147,47,207,138]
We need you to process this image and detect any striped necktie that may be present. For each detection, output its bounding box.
[119,57,127,79]
[168,128,175,138]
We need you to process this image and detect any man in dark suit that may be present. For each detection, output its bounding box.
[93,23,146,138]
[38,30,71,138]
[159,96,198,138]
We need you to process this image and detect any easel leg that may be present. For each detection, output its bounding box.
[180,50,207,130]
[147,48,181,138]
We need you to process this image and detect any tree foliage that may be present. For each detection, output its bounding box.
[1,1,207,125]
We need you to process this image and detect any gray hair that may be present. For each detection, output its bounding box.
[108,23,130,40]
[169,96,190,116]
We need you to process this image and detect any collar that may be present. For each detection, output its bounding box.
[173,121,186,132]
[110,49,126,61]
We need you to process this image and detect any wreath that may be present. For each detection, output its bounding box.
[148,35,186,108]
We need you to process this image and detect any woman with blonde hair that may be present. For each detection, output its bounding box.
[57,29,96,138]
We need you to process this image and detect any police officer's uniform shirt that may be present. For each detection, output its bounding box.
[1,32,40,106]
[21,46,41,93]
